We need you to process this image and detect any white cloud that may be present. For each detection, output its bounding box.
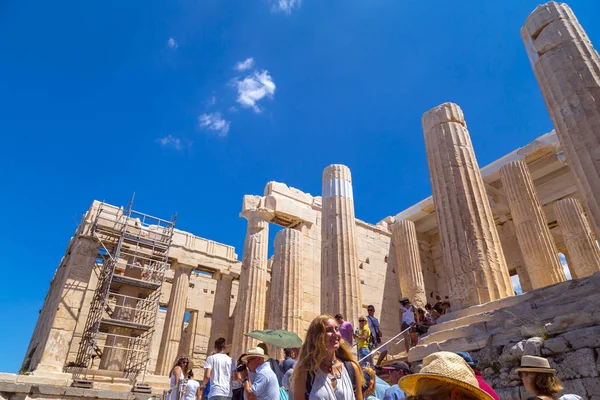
[235,58,255,71]
[157,135,183,150]
[167,37,178,49]
[233,70,276,113]
[271,0,301,14]
[198,112,230,136]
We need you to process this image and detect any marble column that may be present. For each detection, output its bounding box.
[321,164,362,324]
[391,220,427,308]
[156,263,192,375]
[99,262,143,371]
[554,198,600,278]
[179,311,198,360]
[500,160,566,288]
[208,273,234,350]
[231,209,273,358]
[422,103,513,308]
[268,228,303,337]
[516,265,534,293]
[522,2,600,240]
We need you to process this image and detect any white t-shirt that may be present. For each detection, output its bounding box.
[185,380,200,400]
[205,352,233,398]
[400,305,415,325]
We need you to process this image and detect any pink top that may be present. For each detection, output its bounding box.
[339,321,354,346]
[474,370,500,400]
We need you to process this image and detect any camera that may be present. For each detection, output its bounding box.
[236,364,247,373]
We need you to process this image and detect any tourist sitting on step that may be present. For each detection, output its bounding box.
[516,356,584,400]
[415,309,430,336]
[398,351,494,400]
[291,314,363,400]
[399,298,419,354]
[455,352,499,400]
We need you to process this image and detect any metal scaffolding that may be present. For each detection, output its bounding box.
[69,199,175,386]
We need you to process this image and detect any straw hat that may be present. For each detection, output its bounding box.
[241,347,270,362]
[515,356,556,374]
[399,351,493,400]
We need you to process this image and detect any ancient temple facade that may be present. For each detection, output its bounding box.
[5,1,600,398]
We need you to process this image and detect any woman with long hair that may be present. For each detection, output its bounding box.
[292,314,363,400]
[399,351,492,400]
[170,355,190,400]
[516,356,583,400]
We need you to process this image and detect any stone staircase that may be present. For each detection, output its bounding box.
[408,271,600,362]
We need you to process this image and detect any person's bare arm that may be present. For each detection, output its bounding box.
[293,370,307,400]
[200,368,211,393]
[352,362,364,400]
[242,378,256,400]
[196,385,202,400]
[173,366,182,385]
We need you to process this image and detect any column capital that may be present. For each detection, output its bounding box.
[213,271,237,281]
[240,208,275,223]
[170,261,195,272]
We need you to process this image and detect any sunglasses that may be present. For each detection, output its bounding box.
[359,320,366,322]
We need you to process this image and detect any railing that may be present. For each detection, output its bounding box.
[162,379,187,400]
[358,326,412,364]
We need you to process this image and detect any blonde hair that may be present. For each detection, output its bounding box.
[363,367,376,396]
[405,378,480,400]
[529,372,563,398]
[292,315,362,387]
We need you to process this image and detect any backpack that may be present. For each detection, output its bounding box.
[304,360,356,399]
[366,316,382,349]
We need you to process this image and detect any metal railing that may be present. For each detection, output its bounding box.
[358,326,412,365]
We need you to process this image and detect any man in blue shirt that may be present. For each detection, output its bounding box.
[382,361,410,400]
[241,347,280,400]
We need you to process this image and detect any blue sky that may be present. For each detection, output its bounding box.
[1,0,598,372]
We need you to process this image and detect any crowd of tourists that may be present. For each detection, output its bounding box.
[167,307,583,400]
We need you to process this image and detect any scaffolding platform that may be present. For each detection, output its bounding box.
[67,199,176,385]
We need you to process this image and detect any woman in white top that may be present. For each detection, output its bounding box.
[169,355,190,400]
[185,370,202,400]
[292,315,363,400]
[399,298,419,355]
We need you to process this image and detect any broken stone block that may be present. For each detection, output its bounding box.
[523,337,544,356]
[562,326,600,350]
[554,348,599,380]
[543,337,568,355]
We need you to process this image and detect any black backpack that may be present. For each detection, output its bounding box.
[304,360,357,399]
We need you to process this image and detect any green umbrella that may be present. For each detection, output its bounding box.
[244,329,302,349]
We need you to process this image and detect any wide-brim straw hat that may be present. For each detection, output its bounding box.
[515,355,556,374]
[399,351,493,400]
[241,347,270,363]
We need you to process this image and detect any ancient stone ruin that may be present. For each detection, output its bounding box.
[1,1,599,399]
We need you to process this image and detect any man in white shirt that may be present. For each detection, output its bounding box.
[240,347,280,400]
[201,338,236,400]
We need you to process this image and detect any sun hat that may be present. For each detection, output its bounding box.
[241,347,270,362]
[456,352,479,368]
[515,355,556,374]
[399,351,493,400]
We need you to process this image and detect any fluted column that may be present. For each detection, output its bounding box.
[99,262,142,371]
[422,103,513,308]
[268,229,303,342]
[208,273,234,349]
[391,220,427,308]
[321,164,361,324]
[554,198,600,278]
[516,266,534,293]
[500,160,566,288]
[156,263,192,375]
[522,2,600,240]
[231,209,273,358]
[179,311,198,360]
